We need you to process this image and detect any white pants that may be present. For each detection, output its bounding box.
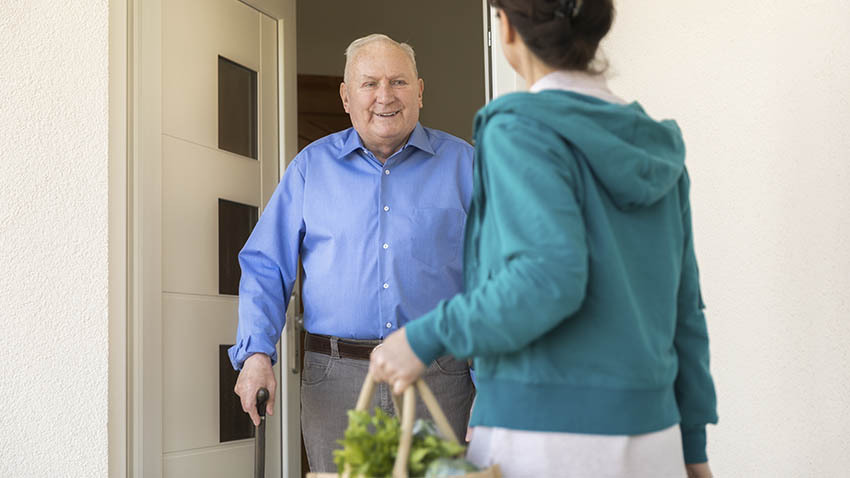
[466,424,687,478]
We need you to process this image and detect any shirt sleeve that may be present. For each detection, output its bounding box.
[228,158,306,370]
[673,170,718,463]
[406,116,589,362]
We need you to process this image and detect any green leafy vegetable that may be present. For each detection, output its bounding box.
[424,457,481,477]
[407,425,466,476]
[333,408,400,477]
[333,408,470,477]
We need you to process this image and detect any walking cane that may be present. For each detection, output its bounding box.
[254,387,269,478]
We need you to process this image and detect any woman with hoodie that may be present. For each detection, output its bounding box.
[369,1,718,476]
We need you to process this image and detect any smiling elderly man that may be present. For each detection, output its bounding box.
[228,34,475,473]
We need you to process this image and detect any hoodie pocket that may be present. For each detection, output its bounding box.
[410,207,464,269]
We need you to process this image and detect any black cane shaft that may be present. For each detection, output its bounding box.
[254,388,269,478]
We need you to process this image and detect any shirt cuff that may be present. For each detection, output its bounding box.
[228,335,278,370]
[680,425,708,464]
[405,311,446,366]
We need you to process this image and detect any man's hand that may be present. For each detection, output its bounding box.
[686,462,712,478]
[234,353,276,426]
[369,327,426,395]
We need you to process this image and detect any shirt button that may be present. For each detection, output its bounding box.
[383,205,390,212]
[384,169,390,175]
[383,283,389,289]
[386,322,392,329]
[383,243,389,249]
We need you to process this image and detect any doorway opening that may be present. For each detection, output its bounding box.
[293,0,486,474]
[296,0,486,149]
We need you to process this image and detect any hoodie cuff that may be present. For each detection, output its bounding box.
[680,425,708,464]
[404,311,446,366]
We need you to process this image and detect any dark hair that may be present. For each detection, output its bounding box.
[489,0,615,73]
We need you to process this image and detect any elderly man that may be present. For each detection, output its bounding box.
[228,33,475,472]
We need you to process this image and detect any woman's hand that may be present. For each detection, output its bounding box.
[369,327,426,395]
[686,462,712,478]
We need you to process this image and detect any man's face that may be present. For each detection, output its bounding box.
[340,42,424,157]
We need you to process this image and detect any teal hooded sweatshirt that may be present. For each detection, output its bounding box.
[405,90,718,463]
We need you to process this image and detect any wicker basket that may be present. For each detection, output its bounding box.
[307,372,501,478]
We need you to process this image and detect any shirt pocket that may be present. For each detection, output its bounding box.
[410,207,464,269]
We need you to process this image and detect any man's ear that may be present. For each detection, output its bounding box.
[340,82,350,113]
[418,78,424,108]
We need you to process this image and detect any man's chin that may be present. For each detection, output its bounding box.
[369,126,412,141]
[360,130,414,154]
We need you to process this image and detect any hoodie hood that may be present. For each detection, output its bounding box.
[474,90,686,211]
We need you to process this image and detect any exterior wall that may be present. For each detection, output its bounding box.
[296,0,485,142]
[603,2,850,476]
[0,1,109,477]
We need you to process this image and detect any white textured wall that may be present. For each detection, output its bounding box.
[0,1,109,477]
[604,2,850,476]
[297,0,485,141]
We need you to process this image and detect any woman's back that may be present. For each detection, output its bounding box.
[463,88,714,444]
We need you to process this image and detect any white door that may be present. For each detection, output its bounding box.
[160,0,281,476]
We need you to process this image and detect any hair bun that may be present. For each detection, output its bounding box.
[555,0,582,19]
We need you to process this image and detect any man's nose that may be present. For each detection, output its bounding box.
[376,82,394,103]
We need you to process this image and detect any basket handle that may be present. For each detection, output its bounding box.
[345,372,461,478]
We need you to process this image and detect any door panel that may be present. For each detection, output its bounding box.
[162,136,260,296]
[163,0,261,148]
[160,0,280,476]
[164,442,254,477]
[162,293,241,452]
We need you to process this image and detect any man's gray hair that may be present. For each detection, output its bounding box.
[343,33,418,83]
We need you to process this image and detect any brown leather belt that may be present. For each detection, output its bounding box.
[304,333,380,360]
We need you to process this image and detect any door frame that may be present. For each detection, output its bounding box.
[108,0,130,476]
[110,1,505,476]
[108,1,299,477]
[482,0,525,98]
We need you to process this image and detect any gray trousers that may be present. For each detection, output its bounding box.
[300,339,475,473]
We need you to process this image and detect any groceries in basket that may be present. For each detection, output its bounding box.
[333,407,480,477]
[305,373,500,478]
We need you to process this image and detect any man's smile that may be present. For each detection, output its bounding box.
[374,110,400,118]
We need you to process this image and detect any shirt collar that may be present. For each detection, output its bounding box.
[339,127,366,158]
[339,122,435,159]
[405,123,436,156]
[529,70,627,105]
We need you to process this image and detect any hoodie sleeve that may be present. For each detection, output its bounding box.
[406,115,589,361]
[228,158,306,370]
[673,170,718,463]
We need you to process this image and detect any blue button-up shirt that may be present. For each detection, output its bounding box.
[229,123,474,369]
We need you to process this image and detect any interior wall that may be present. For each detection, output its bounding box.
[602,2,850,476]
[297,0,485,142]
[0,1,109,477]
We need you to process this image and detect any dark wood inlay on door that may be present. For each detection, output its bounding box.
[297,74,351,151]
[218,198,258,296]
[219,344,255,442]
[218,56,258,159]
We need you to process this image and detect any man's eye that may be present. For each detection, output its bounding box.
[363,82,376,88]
[392,80,407,86]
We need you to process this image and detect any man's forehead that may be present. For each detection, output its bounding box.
[350,43,416,77]
[354,71,413,80]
